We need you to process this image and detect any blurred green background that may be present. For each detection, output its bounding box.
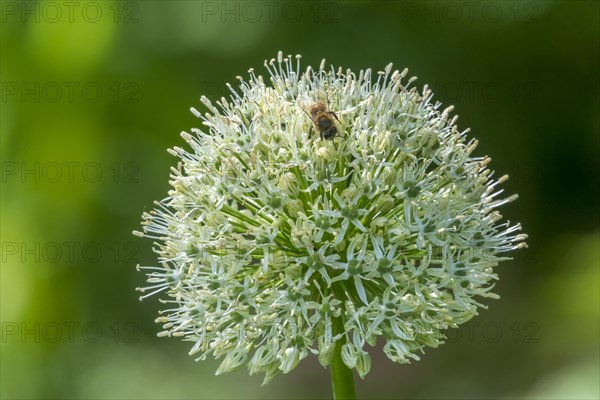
[1,0,598,399]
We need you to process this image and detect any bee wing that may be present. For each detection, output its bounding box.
[296,98,315,122]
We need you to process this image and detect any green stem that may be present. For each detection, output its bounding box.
[330,325,356,400]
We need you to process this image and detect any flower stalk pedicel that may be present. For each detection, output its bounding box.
[134,52,526,395]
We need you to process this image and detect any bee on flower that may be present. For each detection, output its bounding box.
[134,51,526,385]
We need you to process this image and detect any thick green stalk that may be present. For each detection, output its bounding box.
[330,321,356,400]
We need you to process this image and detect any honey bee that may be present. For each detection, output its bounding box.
[302,101,342,140]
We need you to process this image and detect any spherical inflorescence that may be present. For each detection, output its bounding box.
[134,52,527,383]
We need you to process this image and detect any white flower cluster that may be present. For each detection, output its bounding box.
[135,52,526,383]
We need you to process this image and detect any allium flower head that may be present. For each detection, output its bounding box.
[135,52,527,383]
